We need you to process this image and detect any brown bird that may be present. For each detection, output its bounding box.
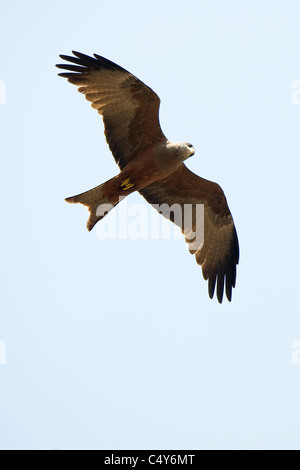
[57,51,239,303]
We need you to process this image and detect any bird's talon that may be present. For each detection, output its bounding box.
[120,178,134,190]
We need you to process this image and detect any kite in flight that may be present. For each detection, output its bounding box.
[57,51,239,303]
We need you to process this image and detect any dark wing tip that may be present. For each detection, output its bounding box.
[207,266,233,304]
[56,64,84,72]
[71,50,99,65]
[216,267,225,304]
[205,224,239,303]
[56,51,99,74]
[56,51,129,76]
[57,72,76,78]
[208,269,217,300]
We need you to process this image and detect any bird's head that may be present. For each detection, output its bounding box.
[166,141,195,163]
[179,142,195,161]
[186,142,195,158]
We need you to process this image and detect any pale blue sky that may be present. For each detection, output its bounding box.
[1,0,300,450]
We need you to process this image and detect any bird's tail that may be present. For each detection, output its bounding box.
[65,182,120,231]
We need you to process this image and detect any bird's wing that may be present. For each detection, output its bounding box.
[139,164,239,303]
[56,51,166,169]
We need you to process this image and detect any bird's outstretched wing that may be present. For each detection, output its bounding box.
[140,164,239,303]
[56,51,166,169]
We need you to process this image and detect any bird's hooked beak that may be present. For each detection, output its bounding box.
[185,143,195,158]
[187,146,195,158]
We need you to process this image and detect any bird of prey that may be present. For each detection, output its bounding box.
[57,51,239,303]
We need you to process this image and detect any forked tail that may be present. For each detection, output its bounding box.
[65,182,120,231]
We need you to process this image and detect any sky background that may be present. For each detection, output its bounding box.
[1,0,300,450]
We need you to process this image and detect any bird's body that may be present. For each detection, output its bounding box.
[112,140,195,194]
[57,51,239,303]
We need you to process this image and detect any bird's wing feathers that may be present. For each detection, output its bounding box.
[140,164,239,303]
[57,52,239,303]
[57,51,166,169]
